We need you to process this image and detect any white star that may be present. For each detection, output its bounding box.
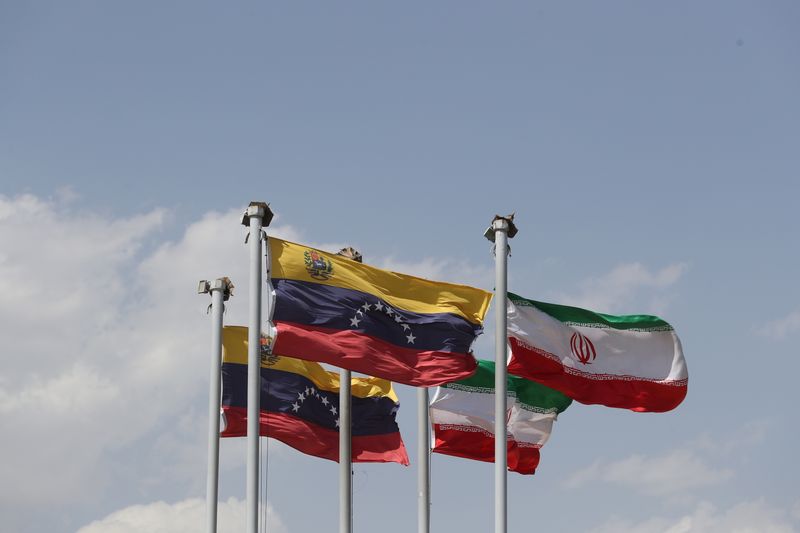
[305,387,312,395]
[330,406,337,416]
[385,307,394,316]
[406,333,416,344]
[321,396,329,406]
[298,392,306,401]
[401,323,410,331]
[374,301,383,311]
[355,309,363,316]
[394,314,402,323]
[361,302,371,312]
[335,418,340,428]
[291,402,300,412]
[350,316,361,327]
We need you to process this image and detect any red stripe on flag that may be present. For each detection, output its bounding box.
[221,406,409,465]
[432,425,540,475]
[508,338,687,413]
[272,321,478,387]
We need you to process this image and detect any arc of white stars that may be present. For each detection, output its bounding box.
[291,386,342,430]
[349,299,418,345]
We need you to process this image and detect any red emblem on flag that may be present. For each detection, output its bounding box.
[570,332,596,365]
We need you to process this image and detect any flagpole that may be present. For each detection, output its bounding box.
[417,387,430,533]
[335,247,361,533]
[241,202,273,533]
[198,277,234,533]
[484,214,517,533]
[339,368,352,533]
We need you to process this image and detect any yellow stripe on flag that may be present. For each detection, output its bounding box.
[222,326,399,401]
[268,237,492,325]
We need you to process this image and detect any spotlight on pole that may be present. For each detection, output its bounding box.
[198,278,234,300]
[240,201,274,228]
[483,213,518,242]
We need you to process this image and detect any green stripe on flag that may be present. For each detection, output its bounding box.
[508,292,673,331]
[510,373,572,413]
[444,360,571,412]
[444,359,495,390]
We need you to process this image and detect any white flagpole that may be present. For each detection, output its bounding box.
[335,247,360,533]
[484,214,517,533]
[241,202,272,533]
[417,387,430,533]
[339,368,352,533]
[198,277,233,533]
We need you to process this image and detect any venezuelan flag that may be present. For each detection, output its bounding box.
[221,326,409,465]
[268,237,493,387]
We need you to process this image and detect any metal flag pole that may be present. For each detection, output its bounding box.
[335,247,361,533]
[339,367,352,533]
[241,202,273,533]
[198,277,234,533]
[417,387,430,533]
[484,214,518,533]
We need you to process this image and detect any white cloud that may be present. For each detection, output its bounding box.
[0,193,166,378]
[792,499,800,521]
[0,195,298,513]
[552,262,688,314]
[0,363,118,414]
[590,499,798,533]
[758,311,800,340]
[564,420,775,505]
[563,448,733,496]
[0,193,170,507]
[690,419,770,457]
[76,497,287,533]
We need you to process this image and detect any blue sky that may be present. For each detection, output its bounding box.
[1,2,799,532]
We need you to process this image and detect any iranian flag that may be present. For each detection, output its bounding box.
[506,292,688,413]
[430,359,571,475]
